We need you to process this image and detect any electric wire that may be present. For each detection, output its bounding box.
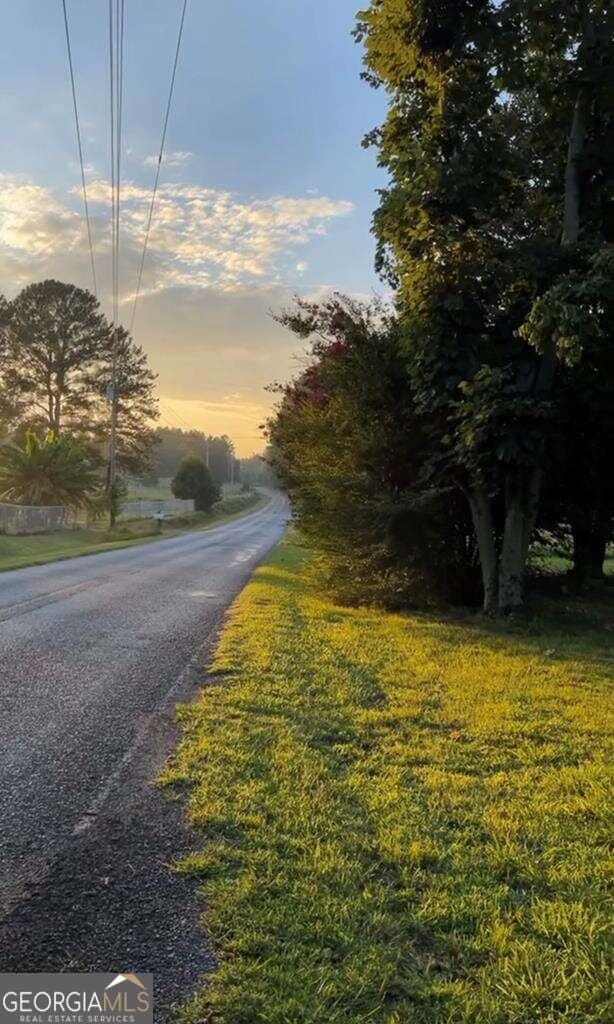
[129,0,189,333]
[61,0,98,296]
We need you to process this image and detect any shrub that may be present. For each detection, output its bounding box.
[0,430,100,509]
[171,455,220,512]
[268,296,481,608]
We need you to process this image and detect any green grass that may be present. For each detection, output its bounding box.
[125,481,246,502]
[125,482,173,501]
[162,535,613,1024]
[0,490,267,572]
[529,544,614,576]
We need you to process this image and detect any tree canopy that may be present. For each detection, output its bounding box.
[269,1,613,614]
[171,455,220,512]
[0,280,158,475]
[351,0,614,612]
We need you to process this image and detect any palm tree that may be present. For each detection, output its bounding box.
[0,431,99,509]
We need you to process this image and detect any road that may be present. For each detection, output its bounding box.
[0,491,288,1013]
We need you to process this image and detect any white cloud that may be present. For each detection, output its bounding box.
[0,172,354,301]
[0,175,83,257]
[144,149,194,168]
[0,173,360,451]
[81,178,354,294]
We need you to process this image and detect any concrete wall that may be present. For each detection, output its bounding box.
[0,502,76,535]
[117,497,195,521]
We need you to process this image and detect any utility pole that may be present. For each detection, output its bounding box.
[106,326,119,528]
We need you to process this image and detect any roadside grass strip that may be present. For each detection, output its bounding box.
[162,537,613,1024]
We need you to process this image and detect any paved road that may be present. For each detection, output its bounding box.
[0,492,288,1011]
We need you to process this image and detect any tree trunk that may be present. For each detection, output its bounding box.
[589,534,607,581]
[498,473,525,613]
[468,484,498,614]
[498,468,542,614]
[53,392,62,433]
[562,86,589,246]
[520,465,542,566]
[572,513,610,583]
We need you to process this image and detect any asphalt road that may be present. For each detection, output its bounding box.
[0,491,288,1014]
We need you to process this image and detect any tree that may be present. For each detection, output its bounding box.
[240,451,279,489]
[356,0,614,612]
[527,249,614,582]
[268,295,481,608]
[1,280,159,474]
[2,280,109,432]
[0,430,99,509]
[171,455,220,512]
[89,326,158,475]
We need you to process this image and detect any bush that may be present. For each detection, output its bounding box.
[171,455,220,512]
[268,296,481,608]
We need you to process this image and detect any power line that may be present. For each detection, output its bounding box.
[61,0,97,296]
[160,399,196,432]
[129,0,189,333]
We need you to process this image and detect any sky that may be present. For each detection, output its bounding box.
[0,1,386,455]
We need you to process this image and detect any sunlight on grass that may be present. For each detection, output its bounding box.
[162,536,613,1024]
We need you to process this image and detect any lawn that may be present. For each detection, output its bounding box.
[0,489,267,572]
[163,536,613,1024]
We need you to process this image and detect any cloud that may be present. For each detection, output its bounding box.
[0,175,83,257]
[144,149,194,168]
[82,178,353,295]
[0,172,354,299]
[0,173,355,452]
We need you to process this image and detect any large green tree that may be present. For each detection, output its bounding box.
[356,0,614,611]
[1,280,158,474]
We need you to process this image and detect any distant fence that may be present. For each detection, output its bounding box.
[0,502,76,535]
[117,498,195,521]
[0,497,195,535]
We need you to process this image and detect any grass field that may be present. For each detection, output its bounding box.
[125,481,173,501]
[125,481,246,502]
[0,490,267,572]
[163,535,613,1024]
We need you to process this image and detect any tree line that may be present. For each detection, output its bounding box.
[268,1,614,615]
[151,427,240,488]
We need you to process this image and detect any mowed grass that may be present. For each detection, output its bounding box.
[0,490,267,572]
[163,536,613,1024]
